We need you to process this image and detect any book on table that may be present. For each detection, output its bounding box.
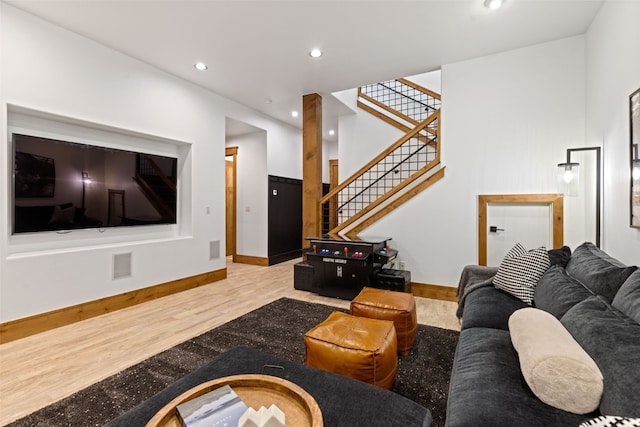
[176,384,248,427]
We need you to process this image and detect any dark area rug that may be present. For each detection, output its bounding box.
[9,297,459,427]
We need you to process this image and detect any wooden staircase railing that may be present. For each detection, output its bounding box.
[321,78,444,236]
[320,110,442,235]
[344,166,445,239]
[358,78,441,136]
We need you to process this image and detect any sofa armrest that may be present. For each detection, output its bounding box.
[456,265,499,318]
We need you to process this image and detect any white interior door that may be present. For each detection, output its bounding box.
[487,203,553,266]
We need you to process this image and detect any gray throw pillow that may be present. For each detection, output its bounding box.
[561,296,640,417]
[612,270,640,324]
[534,265,593,318]
[548,245,572,268]
[565,242,637,302]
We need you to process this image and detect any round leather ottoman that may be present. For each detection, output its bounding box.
[350,287,418,356]
[304,311,398,390]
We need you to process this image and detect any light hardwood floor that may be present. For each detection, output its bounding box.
[0,258,460,425]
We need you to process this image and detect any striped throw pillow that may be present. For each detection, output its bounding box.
[579,416,640,427]
[493,243,550,304]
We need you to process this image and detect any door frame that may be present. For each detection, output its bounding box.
[328,159,339,231]
[225,146,238,259]
[478,193,564,265]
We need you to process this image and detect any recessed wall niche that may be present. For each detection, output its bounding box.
[6,104,192,253]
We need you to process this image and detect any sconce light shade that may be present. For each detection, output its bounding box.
[484,0,505,9]
[557,162,580,196]
[82,171,92,184]
[633,160,640,182]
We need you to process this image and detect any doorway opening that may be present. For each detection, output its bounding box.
[478,194,564,265]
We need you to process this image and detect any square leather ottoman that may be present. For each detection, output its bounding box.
[304,311,398,389]
[351,287,418,356]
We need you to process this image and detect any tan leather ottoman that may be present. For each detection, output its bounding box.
[351,287,418,356]
[304,311,398,389]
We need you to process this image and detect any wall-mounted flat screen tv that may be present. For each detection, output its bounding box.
[12,133,178,234]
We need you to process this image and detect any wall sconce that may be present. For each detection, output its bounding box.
[557,147,601,247]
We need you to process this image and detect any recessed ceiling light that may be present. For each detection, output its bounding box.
[329,129,335,136]
[309,48,323,58]
[194,62,208,71]
[291,111,299,118]
[484,0,505,9]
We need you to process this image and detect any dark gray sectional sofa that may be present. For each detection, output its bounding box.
[446,242,640,426]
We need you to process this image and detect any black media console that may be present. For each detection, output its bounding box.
[294,236,401,300]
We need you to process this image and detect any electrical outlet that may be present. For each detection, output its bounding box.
[398,261,406,270]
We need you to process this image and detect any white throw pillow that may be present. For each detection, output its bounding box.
[509,307,603,414]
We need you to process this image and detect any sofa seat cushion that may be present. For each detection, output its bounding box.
[565,242,637,302]
[509,308,603,414]
[445,328,589,427]
[534,265,594,318]
[612,270,640,324]
[561,296,640,417]
[461,286,528,331]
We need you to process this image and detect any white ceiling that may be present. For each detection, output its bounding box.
[6,0,604,140]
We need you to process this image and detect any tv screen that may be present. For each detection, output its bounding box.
[12,133,178,234]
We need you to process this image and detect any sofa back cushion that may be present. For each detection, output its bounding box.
[561,296,640,417]
[612,270,640,324]
[534,265,593,318]
[565,242,637,302]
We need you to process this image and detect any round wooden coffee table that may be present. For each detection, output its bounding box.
[146,374,323,427]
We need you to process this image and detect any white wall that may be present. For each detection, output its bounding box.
[1,5,214,322]
[0,4,304,322]
[342,36,587,286]
[338,70,440,181]
[323,139,338,183]
[226,123,334,257]
[339,109,405,180]
[226,131,268,257]
[406,70,442,94]
[585,0,640,265]
[3,1,634,323]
